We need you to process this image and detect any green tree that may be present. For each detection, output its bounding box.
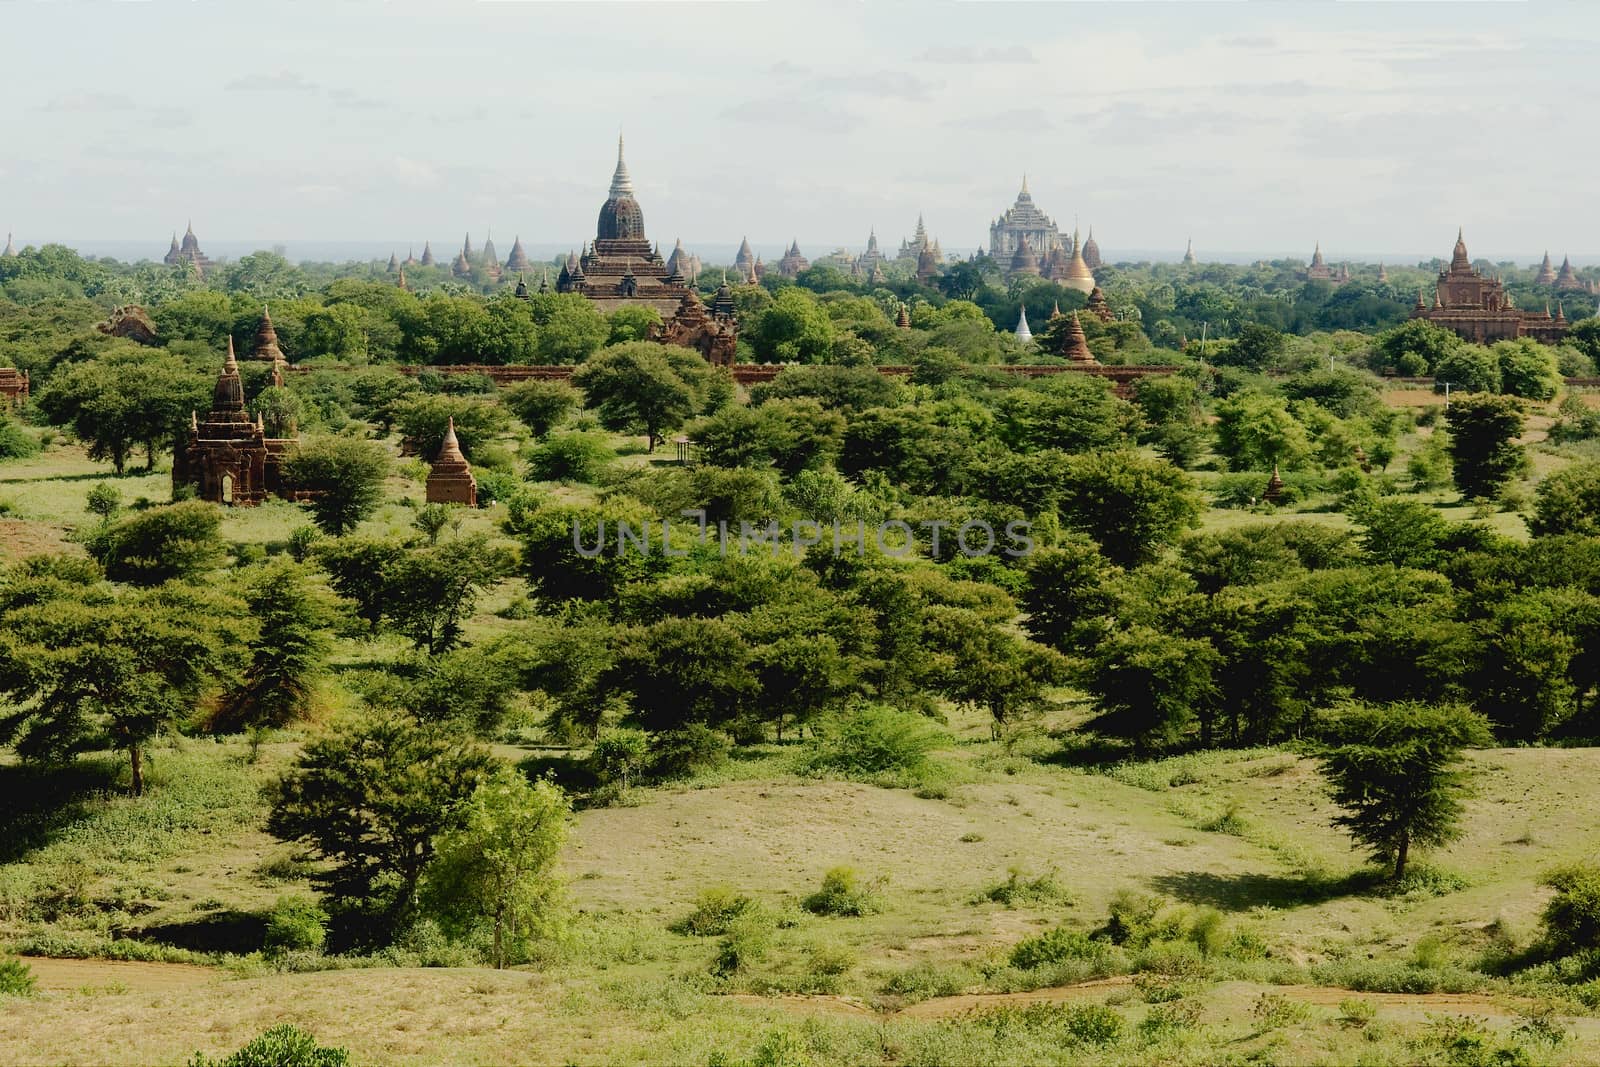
[606,305,662,345]
[605,617,757,733]
[1530,462,1600,538]
[382,534,512,654]
[1020,538,1120,650]
[251,385,304,438]
[214,561,334,731]
[1494,338,1562,400]
[1373,319,1460,376]
[748,288,835,363]
[420,769,569,968]
[267,711,495,939]
[526,432,613,484]
[390,394,509,460]
[283,436,390,536]
[1213,391,1309,472]
[573,342,715,451]
[501,378,581,438]
[1433,344,1501,394]
[1058,451,1203,567]
[0,582,236,795]
[1444,393,1526,500]
[314,536,407,633]
[1318,701,1491,880]
[525,292,609,364]
[85,500,225,585]
[749,364,899,413]
[1084,626,1220,751]
[1215,323,1286,370]
[921,606,1067,738]
[37,348,210,473]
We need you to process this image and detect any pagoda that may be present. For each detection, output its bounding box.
[1014,307,1033,343]
[1305,242,1334,281]
[420,241,436,267]
[898,215,932,262]
[989,177,1062,263]
[665,238,694,281]
[556,137,739,362]
[1059,227,1096,294]
[425,418,477,507]
[385,252,399,273]
[1182,239,1196,265]
[481,233,502,281]
[895,304,911,329]
[251,307,286,365]
[1009,234,1042,277]
[1377,263,1389,284]
[3,232,16,258]
[1086,286,1113,323]
[173,340,299,506]
[1081,227,1102,270]
[1061,311,1096,364]
[735,236,756,280]
[505,236,531,273]
[1536,251,1557,286]
[1556,254,1587,292]
[776,240,810,278]
[164,222,214,275]
[854,230,886,275]
[1410,229,1565,344]
[916,241,939,284]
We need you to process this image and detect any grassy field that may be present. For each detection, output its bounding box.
[3,391,1599,1064]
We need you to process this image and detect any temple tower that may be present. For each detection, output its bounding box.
[425,417,477,507]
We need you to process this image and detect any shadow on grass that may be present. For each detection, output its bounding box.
[1148,867,1383,911]
[137,911,267,954]
[0,756,125,863]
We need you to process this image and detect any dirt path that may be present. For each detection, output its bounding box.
[22,957,222,994]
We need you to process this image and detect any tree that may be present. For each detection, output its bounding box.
[214,561,334,731]
[1058,451,1203,567]
[606,305,662,345]
[1494,339,1562,401]
[389,394,509,460]
[1530,462,1600,538]
[604,617,757,733]
[382,534,512,654]
[748,288,835,363]
[690,398,845,477]
[502,379,581,438]
[525,292,609,364]
[1020,538,1120,650]
[1433,344,1501,394]
[749,364,899,413]
[314,536,407,633]
[1083,626,1220,752]
[573,342,709,451]
[267,711,495,940]
[1318,701,1491,881]
[1373,319,1460,376]
[37,348,210,473]
[0,582,236,795]
[1215,323,1286,370]
[921,606,1067,738]
[420,769,568,968]
[85,500,224,585]
[1444,393,1526,500]
[283,436,390,536]
[251,385,304,438]
[1213,392,1309,472]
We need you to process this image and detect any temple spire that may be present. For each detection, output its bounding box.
[610,134,633,197]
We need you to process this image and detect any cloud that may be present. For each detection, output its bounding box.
[226,71,319,93]
[327,88,385,111]
[942,108,1054,134]
[392,156,443,190]
[916,45,1035,65]
[721,97,856,133]
[40,93,134,113]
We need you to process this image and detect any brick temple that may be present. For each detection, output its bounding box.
[1409,229,1566,344]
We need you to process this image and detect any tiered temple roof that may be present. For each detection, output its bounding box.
[990,177,1062,266]
[1305,242,1334,281]
[420,241,436,267]
[1536,251,1557,286]
[1009,234,1041,277]
[1556,254,1589,292]
[1086,286,1113,323]
[776,240,810,278]
[251,306,286,369]
[854,230,886,275]
[481,234,502,281]
[1081,227,1101,270]
[164,222,214,275]
[172,339,299,506]
[1410,229,1566,344]
[1062,311,1095,364]
[386,252,399,273]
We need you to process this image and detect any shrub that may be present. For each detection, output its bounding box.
[85,482,122,519]
[1009,926,1103,970]
[1138,1000,1202,1040]
[0,956,36,997]
[881,961,971,1001]
[1338,997,1378,1028]
[803,705,941,778]
[588,729,649,790]
[1541,863,1600,957]
[712,909,775,977]
[977,866,1074,908]
[647,724,731,781]
[0,416,38,460]
[189,1024,349,1067]
[802,867,881,917]
[286,525,320,563]
[263,894,328,955]
[526,431,613,484]
[677,886,756,937]
[1250,992,1310,1030]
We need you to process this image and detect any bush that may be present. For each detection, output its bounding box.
[0,416,38,460]
[1541,863,1600,957]
[677,886,756,937]
[526,431,613,484]
[588,729,649,790]
[85,500,224,584]
[647,724,731,781]
[977,866,1074,908]
[286,525,320,563]
[802,866,881,917]
[803,705,941,778]
[0,956,36,997]
[189,1025,349,1067]
[1009,926,1103,970]
[263,894,328,955]
[712,909,775,977]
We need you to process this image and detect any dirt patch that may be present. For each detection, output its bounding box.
[894,976,1133,1018]
[724,993,876,1018]
[0,520,73,559]
[23,957,222,994]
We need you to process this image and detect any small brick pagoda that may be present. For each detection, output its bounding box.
[173,340,299,505]
[425,417,477,506]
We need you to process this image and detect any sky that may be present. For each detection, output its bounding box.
[3,2,1597,265]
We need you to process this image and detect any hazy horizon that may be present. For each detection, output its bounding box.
[7,3,1600,261]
